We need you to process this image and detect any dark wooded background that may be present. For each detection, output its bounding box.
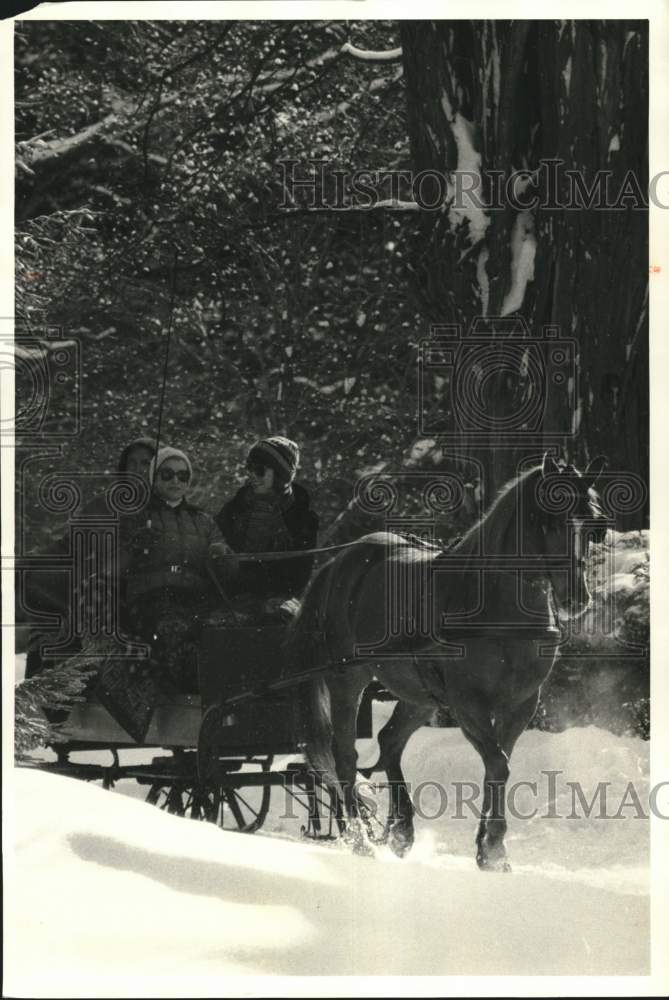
[15,20,648,546]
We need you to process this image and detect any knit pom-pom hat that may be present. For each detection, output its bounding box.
[149,446,193,486]
[248,436,300,485]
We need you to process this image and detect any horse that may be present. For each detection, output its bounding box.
[286,453,608,870]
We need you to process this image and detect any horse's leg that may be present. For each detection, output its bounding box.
[327,671,374,851]
[464,691,539,869]
[359,699,435,778]
[491,690,541,839]
[360,699,434,856]
[496,693,540,759]
[452,699,512,871]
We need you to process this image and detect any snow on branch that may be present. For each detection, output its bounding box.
[14,340,78,361]
[24,112,120,168]
[252,38,401,91]
[229,39,401,102]
[340,41,403,62]
[306,45,343,70]
[100,137,168,166]
[315,66,403,124]
[19,96,177,173]
[235,45,343,94]
[283,199,419,215]
[365,199,418,211]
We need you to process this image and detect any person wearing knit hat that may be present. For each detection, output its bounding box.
[215,436,318,605]
[148,445,194,490]
[246,436,300,487]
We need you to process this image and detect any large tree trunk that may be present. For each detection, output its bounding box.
[401,20,648,525]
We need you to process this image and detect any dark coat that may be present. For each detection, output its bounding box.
[122,494,223,605]
[215,483,318,598]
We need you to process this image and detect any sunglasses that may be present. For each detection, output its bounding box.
[159,468,190,483]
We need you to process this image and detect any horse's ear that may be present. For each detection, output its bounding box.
[541,452,561,478]
[584,455,607,487]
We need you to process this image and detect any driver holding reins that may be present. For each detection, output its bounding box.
[213,436,319,616]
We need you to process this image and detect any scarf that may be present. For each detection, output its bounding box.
[242,488,293,553]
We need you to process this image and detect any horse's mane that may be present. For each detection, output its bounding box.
[288,461,599,655]
[451,464,542,557]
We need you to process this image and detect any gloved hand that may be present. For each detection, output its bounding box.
[209,541,239,581]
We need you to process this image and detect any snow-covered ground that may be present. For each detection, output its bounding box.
[6,684,652,993]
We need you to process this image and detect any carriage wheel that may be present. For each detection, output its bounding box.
[146,773,271,832]
[208,756,273,833]
[146,765,273,833]
[145,781,198,816]
[144,779,225,820]
[195,703,273,833]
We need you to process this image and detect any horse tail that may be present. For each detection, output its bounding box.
[283,557,340,784]
[299,676,339,785]
[285,534,390,785]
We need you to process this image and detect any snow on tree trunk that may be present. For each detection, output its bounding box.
[400,20,648,520]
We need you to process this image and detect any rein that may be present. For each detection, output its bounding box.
[226,533,444,563]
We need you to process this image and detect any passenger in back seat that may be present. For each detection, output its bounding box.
[23,436,156,681]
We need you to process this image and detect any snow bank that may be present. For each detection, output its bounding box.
[6,716,650,993]
[540,531,650,735]
[268,710,649,894]
[541,531,650,737]
[398,723,649,893]
[9,530,652,988]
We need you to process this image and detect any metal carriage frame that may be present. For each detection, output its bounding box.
[29,622,378,841]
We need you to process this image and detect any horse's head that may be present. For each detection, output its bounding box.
[531,453,608,621]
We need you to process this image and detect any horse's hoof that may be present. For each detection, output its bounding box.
[364,821,388,846]
[387,823,414,858]
[342,820,375,856]
[345,829,375,856]
[477,852,512,873]
[352,838,375,857]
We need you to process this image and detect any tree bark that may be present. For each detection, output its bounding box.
[400,19,648,524]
